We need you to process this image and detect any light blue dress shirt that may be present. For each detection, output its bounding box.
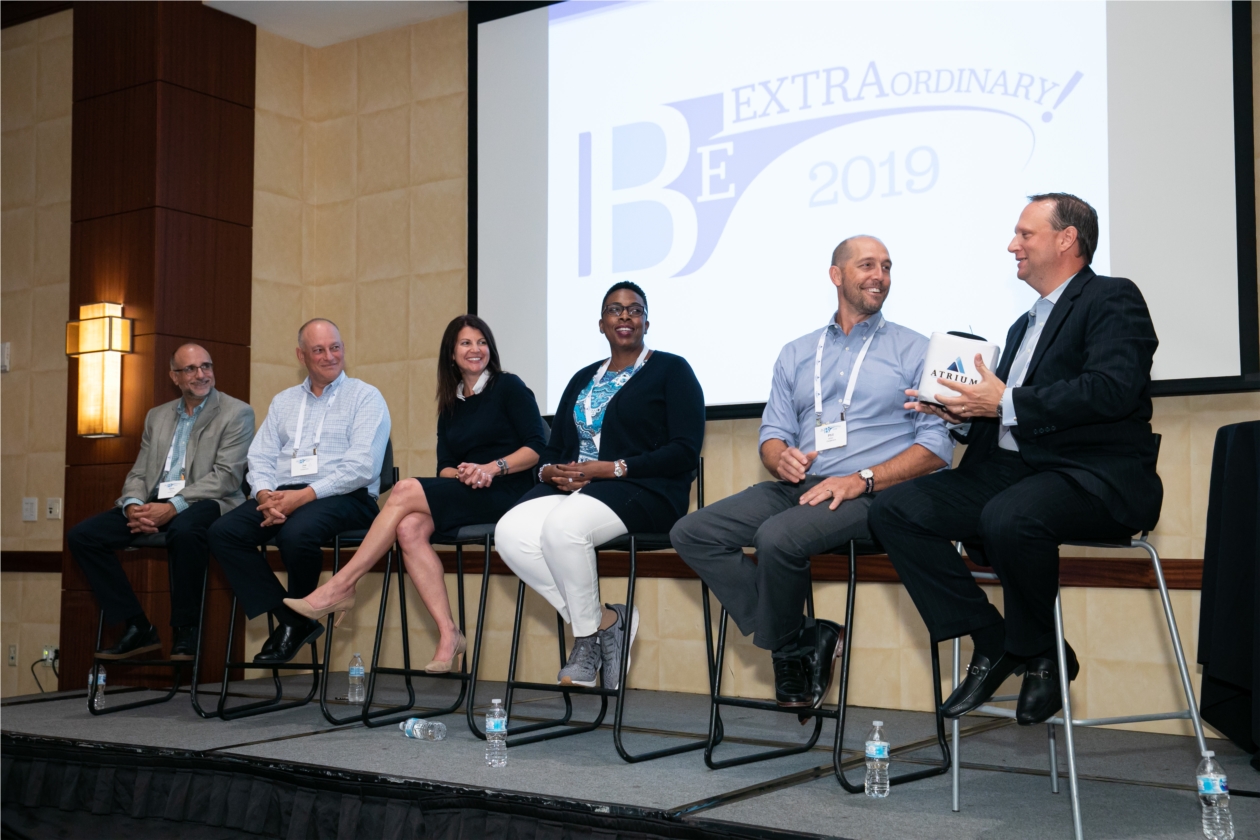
[998,275,1073,451]
[247,371,391,498]
[122,398,205,514]
[759,315,954,477]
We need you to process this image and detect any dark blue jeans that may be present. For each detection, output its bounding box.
[207,487,378,619]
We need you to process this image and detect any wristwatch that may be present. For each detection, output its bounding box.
[496,458,509,475]
[859,468,875,496]
[614,459,627,478]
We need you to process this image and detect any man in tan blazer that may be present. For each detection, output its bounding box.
[67,343,255,660]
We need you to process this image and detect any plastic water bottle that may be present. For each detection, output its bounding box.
[347,653,365,705]
[87,667,106,711]
[1197,750,1234,839]
[865,720,890,798]
[485,698,508,767]
[398,718,447,741]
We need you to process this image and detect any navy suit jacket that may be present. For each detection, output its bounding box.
[958,266,1163,531]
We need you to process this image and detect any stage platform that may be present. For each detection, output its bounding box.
[2,674,1256,839]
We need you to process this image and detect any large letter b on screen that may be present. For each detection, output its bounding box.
[582,113,695,281]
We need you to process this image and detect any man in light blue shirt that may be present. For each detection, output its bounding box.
[209,319,391,665]
[672,236,952,708]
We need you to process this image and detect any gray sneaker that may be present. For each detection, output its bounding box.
[557,635,601,687]
[597,603,639,690]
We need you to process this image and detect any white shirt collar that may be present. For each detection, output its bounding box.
[456,370,490,401]
[302,370,346,398]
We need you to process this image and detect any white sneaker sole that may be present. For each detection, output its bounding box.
[558,675,598,688]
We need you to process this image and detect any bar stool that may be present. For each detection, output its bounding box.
[210,442,396,722]
[466,459,713,763]
[952,532,1207,840]
[704,537,952,789]
[87,532,212,716]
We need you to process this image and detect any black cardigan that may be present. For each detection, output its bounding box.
[520,350,705,533]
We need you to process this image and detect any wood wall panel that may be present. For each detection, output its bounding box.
[71,209,252,346]
[71,84,160,222]
[155,83,254,225]
[154,214,252,349]
[72,84,253,224]
[72,1,255,107]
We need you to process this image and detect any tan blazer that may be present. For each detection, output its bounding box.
[116,388,256,514]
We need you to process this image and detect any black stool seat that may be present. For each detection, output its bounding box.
[595,533,673,552]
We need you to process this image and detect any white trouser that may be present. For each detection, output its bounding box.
[495,493,628,637]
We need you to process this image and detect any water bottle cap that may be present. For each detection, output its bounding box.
[872,720,883,726]
[354,652,361,657]
[492,698,503,704]
[1202,750,1215,758]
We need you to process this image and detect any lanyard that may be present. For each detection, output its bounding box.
[293,392,338,456]
[583,345,649,425]
[163,431,185,477]
[814,317,883,426]
[163,408,195,477]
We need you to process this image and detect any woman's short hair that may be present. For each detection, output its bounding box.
[436,314,503,416]
[602,281,648,313]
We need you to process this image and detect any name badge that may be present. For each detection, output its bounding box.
[814,421,848,451]
[291,455,318,476]
[158,480,186,499]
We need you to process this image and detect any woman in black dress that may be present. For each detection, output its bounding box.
[496,282,705,691]
[286,315,546,671]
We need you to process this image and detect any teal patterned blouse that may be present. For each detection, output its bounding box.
[573,363,643,462]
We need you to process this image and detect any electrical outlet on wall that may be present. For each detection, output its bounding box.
[40,645,57,666]
[21,498,37,522]
[46,498,62,519]
[1,341,10,373]
[7,645,16,666]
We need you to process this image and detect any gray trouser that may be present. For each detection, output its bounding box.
[670,478,872,651]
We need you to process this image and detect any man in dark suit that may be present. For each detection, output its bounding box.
[868,193,1161,725]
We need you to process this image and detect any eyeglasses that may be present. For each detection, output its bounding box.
[174,363,214,376]
[602,304,646,318]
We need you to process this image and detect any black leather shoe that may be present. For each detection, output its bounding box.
[1016,643,1080,726]
[797,620,844,723]
[940,650,1026,718]
[170,625,199,661]
[772,651,813,707]
[97,622,161,660]
[253,619,323,665]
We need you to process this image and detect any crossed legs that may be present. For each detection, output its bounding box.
[299,479,461,661]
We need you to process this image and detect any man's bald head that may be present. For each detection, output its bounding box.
[297,318,341,348]
[831,235,885,269]
[168,343,215,407]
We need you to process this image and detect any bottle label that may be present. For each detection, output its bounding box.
[349,666,365,677]
[1198,775,1228,795]
[865,740,889,759]
[486,716,507,733]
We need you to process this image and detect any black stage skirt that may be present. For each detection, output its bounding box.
[418,473,533,532]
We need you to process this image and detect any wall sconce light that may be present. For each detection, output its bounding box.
[65,303,133,438]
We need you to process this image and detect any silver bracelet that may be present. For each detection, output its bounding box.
[538,463,552,483]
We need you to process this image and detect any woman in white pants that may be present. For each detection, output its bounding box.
[496,281,705,689]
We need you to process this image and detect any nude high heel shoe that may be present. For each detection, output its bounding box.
[284,594,356,628]
[423,631,467,673]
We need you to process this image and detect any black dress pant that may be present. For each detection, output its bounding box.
[868,449,1133,657]
[206,487,379,620]
[68,500,222,627]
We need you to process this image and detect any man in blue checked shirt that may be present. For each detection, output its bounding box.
[208,318,390,665]
[672,236,953,710]
[68,343,255,661]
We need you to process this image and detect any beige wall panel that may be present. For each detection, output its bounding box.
[2,209,35,290]
[256,30,304,120]
[255,110,306,201]
[410,179,466,274]
[253,191,305,285]
[358,27,411,115]
[358,106,411,196]
[35,35,71,121]
[34,116,70,205]
[312,200,357,285]
[411,13,467,101]
[308,116,357,203]
[408,271,465,358]
[1,44,36,131]
[3,127,36,209]
[357,189,411,281]
[33,202,70,285]
[411,93,467,186]
[304,40,357,122]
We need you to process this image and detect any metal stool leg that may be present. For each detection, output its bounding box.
[1142,539,1208,753]
[952,636,961,812]
[1048,723,1060,794]
[1054,590,1084,840]
[466,537,495,739]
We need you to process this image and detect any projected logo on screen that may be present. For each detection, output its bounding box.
[575,63,1083,280]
